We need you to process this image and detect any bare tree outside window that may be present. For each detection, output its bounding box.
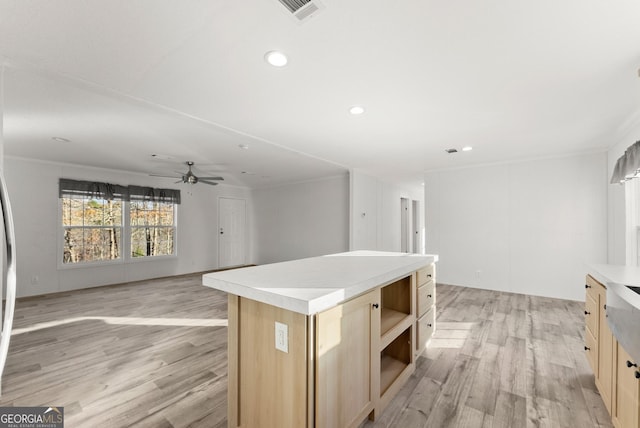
[62,196,122,263]
[130,201,175,258]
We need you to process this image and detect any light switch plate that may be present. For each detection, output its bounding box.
[275,321,288,353]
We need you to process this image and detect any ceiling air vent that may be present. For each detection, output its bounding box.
[276,0,324,22]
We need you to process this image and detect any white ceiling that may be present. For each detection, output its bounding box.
[1,0,640,188]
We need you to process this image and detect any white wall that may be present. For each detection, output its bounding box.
[350,170,424,252]
[252,175,349,265]
[5,157,253,297]
[425,152,607,301]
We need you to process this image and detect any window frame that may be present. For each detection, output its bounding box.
[58,198,178,270]
[128,200,178,261]
[58,196,125,269]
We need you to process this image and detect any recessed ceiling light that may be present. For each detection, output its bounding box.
[349,106,365,115]
[238,144,249,150]
[52,137,71,143]
[265,51,288,67]
[462,146,473,152]
[151,154,173,160]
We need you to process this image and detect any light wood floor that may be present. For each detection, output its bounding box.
[0,275,612,427]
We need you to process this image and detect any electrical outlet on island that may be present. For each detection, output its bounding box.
[275,321,288,353]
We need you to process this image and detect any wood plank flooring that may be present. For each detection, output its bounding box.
[0,275,611,427]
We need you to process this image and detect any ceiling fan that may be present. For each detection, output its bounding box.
[150,161,224,186]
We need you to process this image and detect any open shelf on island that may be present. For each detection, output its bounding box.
[380,275,412,337]
[380,327,412,395]
[380,308,413,350]
[381,307,408,335]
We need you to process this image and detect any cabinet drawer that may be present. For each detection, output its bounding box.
[417,281,435,318]
[417,308,435,355]
[585,292,597,338]
[417,264,435,286]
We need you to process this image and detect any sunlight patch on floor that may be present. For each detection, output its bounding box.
[428,321,475,349]
[12,316,228,335]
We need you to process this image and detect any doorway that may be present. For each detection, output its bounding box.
[218,197,247,269]
[412,200,420,253]
[401,198,409,252]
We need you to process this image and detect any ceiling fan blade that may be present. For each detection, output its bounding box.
[150,173,182,179]
[198,179,220,186]
[175,179,184,184]
[197,176,224,181]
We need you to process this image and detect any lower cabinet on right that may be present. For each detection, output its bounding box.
[585,274,640,428]
[613,343,640,428]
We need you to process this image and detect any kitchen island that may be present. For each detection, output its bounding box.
[203,250,438,428]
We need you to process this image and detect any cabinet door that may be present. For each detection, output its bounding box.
[597,285,615,415]
[585,291,597,340]
[585,328,597,375]
[316,289,380,428]
[585,276,600,377]
[614,344,640,428]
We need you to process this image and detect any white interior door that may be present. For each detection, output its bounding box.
[400,197,409,252]
[412,200,420,253]
[218,197,247,269]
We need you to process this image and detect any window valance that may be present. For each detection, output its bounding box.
[59,179,181,204]
[128,185,181,204]
[611,140,640,184]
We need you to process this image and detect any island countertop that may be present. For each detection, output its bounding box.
[202,250,438,315]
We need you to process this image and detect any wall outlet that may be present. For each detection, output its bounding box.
[275,321,288,353]
[31,275,39,285]
[475,270,482,280]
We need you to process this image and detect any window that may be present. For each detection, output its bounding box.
[59,179,180,265]
[62,196,123,263]
[130,201,176,258]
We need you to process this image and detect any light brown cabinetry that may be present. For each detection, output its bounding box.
[228,264,434,428]
[613,344,640,428]
[228,296,309,427]
[416,264,436,356]
[317,272,418,426]
[585,285,598,374]
[317,289,379,428]
[586,274,640,428]
[586,274,615,414]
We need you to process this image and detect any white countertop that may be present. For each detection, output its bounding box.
[588,264,640,289]
[202,251,438,315]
